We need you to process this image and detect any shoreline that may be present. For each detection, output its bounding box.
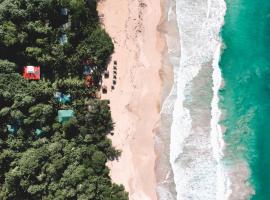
[155,0,180,199]
[169,0,229,199]
[97,0,166,199]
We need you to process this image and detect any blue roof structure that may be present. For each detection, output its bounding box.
[59,34,68,45]
[83,66,93,75]
[58,110,74,123]
[7,124,17,134]
[60,8,68,16]
[54,92,71,104]
[35,129,43,137]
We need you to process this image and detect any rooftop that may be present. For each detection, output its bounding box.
[23,66,40,80]
[58,110,74,123]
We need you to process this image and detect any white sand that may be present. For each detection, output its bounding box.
[98,0,164,199]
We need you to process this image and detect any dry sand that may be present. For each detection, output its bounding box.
[98,0,165,199]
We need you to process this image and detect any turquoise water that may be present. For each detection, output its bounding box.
[220,0,270,199]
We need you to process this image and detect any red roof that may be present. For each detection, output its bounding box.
[23,66,40,80]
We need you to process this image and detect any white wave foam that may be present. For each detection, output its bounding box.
[168,0,228,199]
[211,42,231,200]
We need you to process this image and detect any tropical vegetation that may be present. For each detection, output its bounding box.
[0,0,128,199]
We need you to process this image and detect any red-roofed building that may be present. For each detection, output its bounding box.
[23,66,40,80]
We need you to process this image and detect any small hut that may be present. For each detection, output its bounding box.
[35,129,43,137]
[58,110,74,123]
[59,34,68,45]
[85,75,93,87]
[62,22,70,29]
[7,125,17,134]
[83,66,93,75]
[54,92,71,104]
[60,8,68,16]
[23,66,40,80]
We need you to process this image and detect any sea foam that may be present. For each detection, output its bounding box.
[167,0,228,199]
[211,42,231,199]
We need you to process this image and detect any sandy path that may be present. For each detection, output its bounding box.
[98,0,164,199]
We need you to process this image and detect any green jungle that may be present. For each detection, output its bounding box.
[0,0,128,199]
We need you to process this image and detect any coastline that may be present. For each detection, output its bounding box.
[97,0,165,199]
[169,0,228,199]
[155,0,179,199]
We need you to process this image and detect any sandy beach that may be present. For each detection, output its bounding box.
[98,0,165,199]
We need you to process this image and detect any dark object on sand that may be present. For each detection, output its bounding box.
[104,70,109,78]
[111,85,115,90]
[114,60,117,65]
[112,80,116,85]
[102,85,107,93]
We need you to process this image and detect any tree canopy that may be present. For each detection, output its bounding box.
[0,0,127,199]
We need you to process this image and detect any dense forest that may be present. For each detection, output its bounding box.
[0,0,128,199]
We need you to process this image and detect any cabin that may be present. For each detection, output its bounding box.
[54,92,71,104]
[23,66,40,80]
[59,34,68,45]
[7,124,17,134]
[83,65,93,75]
[60,8,68,16]
[62,22,70,29]
[58,110,74,123]
[35,129,43,137]
[85,75,93,87]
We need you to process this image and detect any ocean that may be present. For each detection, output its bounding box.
[157,0,270,199]
[220,0,270,199]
